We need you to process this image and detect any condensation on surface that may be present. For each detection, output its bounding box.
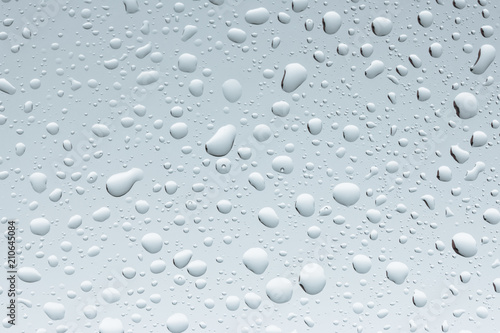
[0,0,499,332]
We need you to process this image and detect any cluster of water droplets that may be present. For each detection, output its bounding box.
[1,0,499,332]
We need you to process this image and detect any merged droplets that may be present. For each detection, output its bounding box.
[295,193,315,217]
[343,125,360,142]
[453,92,478,119]
[29,172,48,193]
[99,317,124,333]
[271,101,290,117]
[222,79,242,103]
[281,63,307,93]
[186,260,207,277]
[91,124,110,138]
[332,183,360,207]
[417,10,433,28]
[386,262,409,285]
[170,122,189,139]
[258,207,279,228]
[105,168,144,197]
[322,11,342,34]
[352,254,372,274]
[371,17,393,36]
[272,155,294,174]
[141,233,163,254]
[483,208,500,225]
[205,124,237,157]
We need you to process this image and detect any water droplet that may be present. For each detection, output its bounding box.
[299,263,326,295]
[452,232,478,257]
[242,248,269,274]
[266,277,293,303]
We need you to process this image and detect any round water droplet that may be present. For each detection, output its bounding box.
[417,87,431,101]
[352,254,372,274]
[187,260,207,277]
[299,263,326,295]
[343,125,360,142]
[418,10,433,27]
[437,166,452,182]
[307,118,322,135]
[205,124,237,157]
[106,168,144,197]
[266,277,293,303]
[386,261,409,284]
[164,181,178,195]
[141,233,163,254]
[470,131,487,147]
[452,232,477,257]
[332,183,360,207]
[188,79,204,97]
[453,92,478,119]
[412,290,427,307]
[242,247,269,274]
